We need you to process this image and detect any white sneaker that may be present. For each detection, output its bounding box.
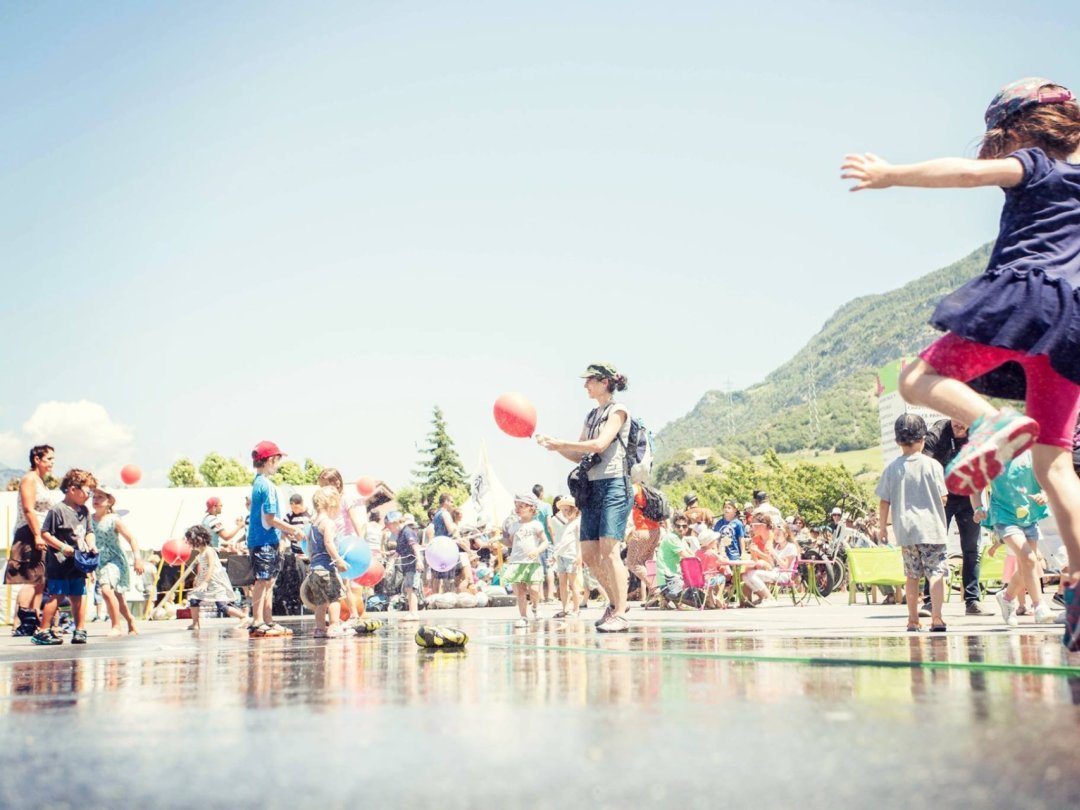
[1033,604,1056,624]
[326,625,347,638]
[996,591,1018,626]
[513,618,528,629]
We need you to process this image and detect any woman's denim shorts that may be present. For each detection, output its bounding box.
[580,476,632,542]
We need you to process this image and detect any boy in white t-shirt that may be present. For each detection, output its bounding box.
[877,414,949,632]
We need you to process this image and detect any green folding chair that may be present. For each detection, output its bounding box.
[977,546,1007,599]
[847,547,906,605]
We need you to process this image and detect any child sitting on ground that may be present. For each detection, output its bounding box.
[877,414,950,632]
[186,525,247,630]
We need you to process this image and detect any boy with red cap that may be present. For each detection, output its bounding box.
[248,441,304,637]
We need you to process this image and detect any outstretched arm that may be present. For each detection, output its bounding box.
[841,153,1024,191]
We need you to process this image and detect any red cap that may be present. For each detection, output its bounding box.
[252,440,285,463]
[206,497,222,510]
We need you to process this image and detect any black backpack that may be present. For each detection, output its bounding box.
[638,484,671,523]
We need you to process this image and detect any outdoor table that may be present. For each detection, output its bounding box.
[796,558,832,605]
[719,559,757,606]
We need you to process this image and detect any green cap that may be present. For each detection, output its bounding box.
[579,362,619,379]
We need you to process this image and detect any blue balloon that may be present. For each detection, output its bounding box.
[339,537,372,580]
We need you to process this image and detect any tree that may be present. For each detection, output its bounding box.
[414,406,468,508]
[199,452,252,487]
[302,458,324,485]
[43,474,60,490]
[5,478,19,492]
[272,460,307,487]
[168,458,203,488]
[394,486,426,527]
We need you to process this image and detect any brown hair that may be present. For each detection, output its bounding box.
[29,444,53,470]
[317,467,344,493]
[980,89,1080,160]
[185,524,213,549]
[60,468,97,493]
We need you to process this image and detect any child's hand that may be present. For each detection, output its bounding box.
[841,152,894,191]
[1032,493,1048,506]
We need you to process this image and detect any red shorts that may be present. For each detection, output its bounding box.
[920,333,1080,450]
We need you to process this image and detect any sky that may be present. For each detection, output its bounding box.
[1,1,1077,495]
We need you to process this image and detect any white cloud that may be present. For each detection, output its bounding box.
[0,431,22,469]
[10,401,136,484]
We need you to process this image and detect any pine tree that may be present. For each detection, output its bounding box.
[414,406,468,508]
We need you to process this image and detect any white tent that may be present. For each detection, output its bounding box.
[458,442,514,531]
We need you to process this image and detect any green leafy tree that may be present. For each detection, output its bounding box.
[272,460,308,487]
[414,406,468,507]
[302,458,324,485]
[167,458,203,488]
[43,474,60,490]
[394,486,426,527]
[199,452,252,487]
[664,450,872,527]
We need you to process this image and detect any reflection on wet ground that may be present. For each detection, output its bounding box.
[1,617,1077,808]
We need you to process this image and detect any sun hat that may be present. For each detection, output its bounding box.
[95,485,117,507]
[579,362,619,379]
[985,77,1076,130]
[514,493,541,509]
[894,413,928,444]
[831,507,843,516]
[384,510,403,525]
[402,513,418,526]
[251,440,285,463]
[698,530,720,546]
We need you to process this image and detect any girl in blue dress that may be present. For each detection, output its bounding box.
[842,77,1080,650]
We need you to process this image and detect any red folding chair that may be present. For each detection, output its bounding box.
[678,556,707,610]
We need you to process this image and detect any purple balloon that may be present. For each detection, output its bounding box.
[425,536,458,573]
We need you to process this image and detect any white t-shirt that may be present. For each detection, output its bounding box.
[773,542,798,570]
[553,517,581,560]
[506,518,546,564]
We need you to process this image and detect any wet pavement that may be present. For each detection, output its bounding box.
[1,609,1078,809]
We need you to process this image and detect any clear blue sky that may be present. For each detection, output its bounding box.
[1,1,1076,494]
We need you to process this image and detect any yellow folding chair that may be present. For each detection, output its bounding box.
[847,547,906,605]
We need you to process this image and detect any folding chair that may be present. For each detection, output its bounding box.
[977,545,1007,600]
[641,560,663,609]
[846,547,906,605]
[678,556,707,610]
[770,554,803,605]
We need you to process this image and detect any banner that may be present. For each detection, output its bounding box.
[459,442,513,530]
[876,358,947,465]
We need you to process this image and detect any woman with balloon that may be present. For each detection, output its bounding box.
[536,363,633,633]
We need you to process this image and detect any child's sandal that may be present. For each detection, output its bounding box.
[906,623,922,632]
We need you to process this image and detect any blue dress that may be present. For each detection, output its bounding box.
[930,147,1080,398]
[92,514,130,590]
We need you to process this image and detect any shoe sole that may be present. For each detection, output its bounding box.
[945,419,1039,496]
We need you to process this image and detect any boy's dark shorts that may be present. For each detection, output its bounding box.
[251,545,282,581]
[189,598,229,616]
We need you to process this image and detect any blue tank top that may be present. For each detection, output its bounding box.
[307,521,332,570]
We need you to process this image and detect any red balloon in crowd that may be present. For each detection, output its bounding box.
[120,464,142,486]
[493,392,537,438]
[161,538,192,566]
[356,476,377,498]
[354,559,385,587]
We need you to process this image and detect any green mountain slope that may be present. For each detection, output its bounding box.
[655,243,993,459]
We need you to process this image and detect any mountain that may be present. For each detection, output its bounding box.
[655,243,993,460]
[1,467,25,489]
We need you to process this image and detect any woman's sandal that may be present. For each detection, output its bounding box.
[906,623,922,632]
[930,624,948,632]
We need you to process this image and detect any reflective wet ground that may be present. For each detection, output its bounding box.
[1,614,1078,809]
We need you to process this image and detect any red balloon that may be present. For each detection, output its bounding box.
[493,392,537,438]
[120,464,142,486]
[161,538,192,566]
[354,559,385,587]
[356,476,376,498]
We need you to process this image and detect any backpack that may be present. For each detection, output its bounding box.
[621,416,654,483]
[638,484,671,523]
